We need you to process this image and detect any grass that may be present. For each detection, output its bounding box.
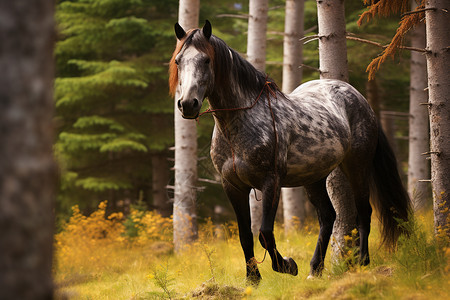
[54,203,449,299]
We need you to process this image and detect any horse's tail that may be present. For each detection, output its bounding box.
[370,125,412,248]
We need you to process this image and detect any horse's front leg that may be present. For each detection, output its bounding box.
[223,180,262,284]
[258,177,298,276]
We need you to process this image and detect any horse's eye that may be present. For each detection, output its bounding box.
[205,58,210,64]
[175,59,179,65]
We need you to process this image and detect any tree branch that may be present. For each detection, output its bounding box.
[267,31,285,36]
[299,64,320,72]
[300,34,319,44]
[215,13,249,19]
[401,7,437,18]
[346,35,427,53]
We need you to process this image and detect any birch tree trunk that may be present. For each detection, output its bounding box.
[247,0,268,236]
[424,0,450,236]
[408,4,430,211]
[173,0,199,253]
[317,0,348,81]
[316,0,358,260]
[247,0,268,71]
[281,0,308,234]
[0,1,56,298]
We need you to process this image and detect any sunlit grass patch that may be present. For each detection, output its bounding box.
[54,204,449,299]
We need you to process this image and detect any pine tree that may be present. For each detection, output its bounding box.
[55,0,177,213]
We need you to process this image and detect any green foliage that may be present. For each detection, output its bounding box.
[394,215,448,284]
[150,262,175,299]
[55,0,177,214]
[54,0,413,224]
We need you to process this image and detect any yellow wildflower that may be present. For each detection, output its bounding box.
[244,286,252,296]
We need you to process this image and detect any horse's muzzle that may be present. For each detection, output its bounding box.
[178,98,201,119]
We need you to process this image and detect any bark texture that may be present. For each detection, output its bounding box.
[247,0,269,235]
[0,1,56,298]
[317,0,348,81]
[247,0,268,71]
[282,0,304,93]
[281,0,308,234]
[250,189,263,235]
[408,9,430,211]
[316,0,357,260]
[424,0,450,236]
[283,187,308,233]
[173,0,199,253]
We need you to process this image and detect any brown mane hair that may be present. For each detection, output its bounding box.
[168,29,215,97]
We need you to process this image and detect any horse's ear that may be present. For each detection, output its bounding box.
[202,20,212,40]
[174,22,186,40]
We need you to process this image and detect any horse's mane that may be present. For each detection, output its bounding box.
[169,29,281,103]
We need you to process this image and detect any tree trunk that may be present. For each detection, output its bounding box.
[408,5,430,211]
[424,0,450,236]
[281,0,308,234]
[0,1,56,298]
[247,0,268,71]
[282,0,304,93]
[173,0,199,253]
[366,79,380,119]
[247,0,269,235]
[317,0,358,260]
[317,0,348,81]
[152,152,171,217]
[250,189,263,235]
[283,187,309,232]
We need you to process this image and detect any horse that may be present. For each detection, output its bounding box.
[169,20,410,283]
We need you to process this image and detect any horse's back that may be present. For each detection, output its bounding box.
[289,79,377,132]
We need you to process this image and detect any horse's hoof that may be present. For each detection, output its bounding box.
[306,274,316,280]
[246,274,261,286]
[284,257,298,276]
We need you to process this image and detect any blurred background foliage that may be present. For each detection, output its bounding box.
[54,0,411,228]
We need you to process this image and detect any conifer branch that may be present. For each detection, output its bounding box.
[401,7,437,17]
[357,0,427,80]
[346,36,427,53]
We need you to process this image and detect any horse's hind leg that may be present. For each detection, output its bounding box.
[258,177,298,276]
[340,160,373,266]
[222,180,262,283]
[304,177,336,277]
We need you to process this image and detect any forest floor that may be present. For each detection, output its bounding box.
[54,203,449,299]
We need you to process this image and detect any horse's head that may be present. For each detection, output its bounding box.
[169,20,214,119]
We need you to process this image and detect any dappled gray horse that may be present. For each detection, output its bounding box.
[169,20,410,283]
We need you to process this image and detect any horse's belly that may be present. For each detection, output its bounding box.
[283,142,346,186]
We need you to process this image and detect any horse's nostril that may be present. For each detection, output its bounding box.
[193,98,199,107]
[177,100,182,110]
